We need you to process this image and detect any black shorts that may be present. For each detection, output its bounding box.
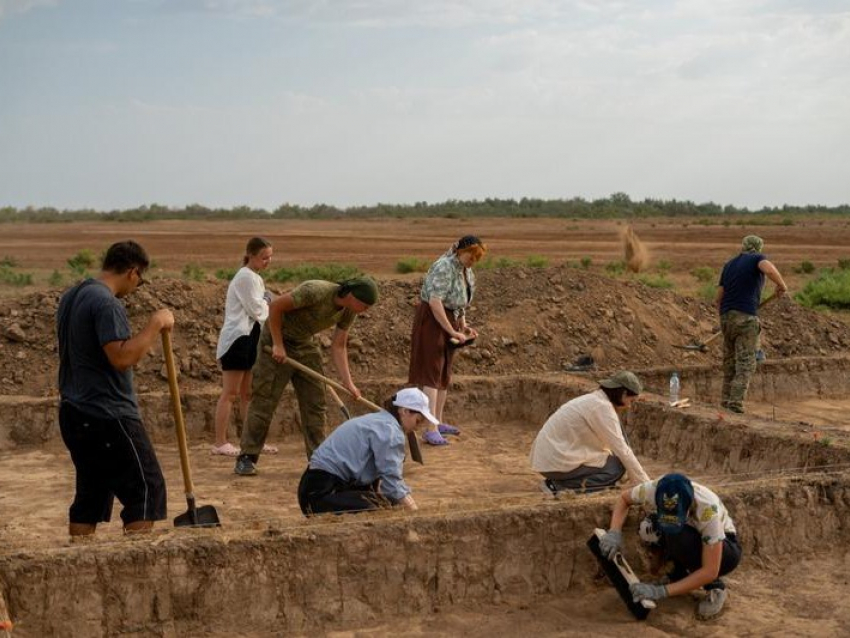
[220,322,261,371]
[59,403,167,525]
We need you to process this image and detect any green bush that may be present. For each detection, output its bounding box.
[0,266,33,286]
[48,270,64,286]
[637,274,674,289]
[526,255,549,268]
[0,256,18,267]
[691,266,715,282]
[795,268,850,309]
[265,263,361,284]
[837,259,850,271]
[697,282,717,301]
[794,260,815,274]
[656,259,672,273]
[215,267,239,281]
[182,263,206,281]
[605,260,626,276]
[580,257,592,269]
[67,248,97,276]
[395,257,430,274]
[480,256,519,269]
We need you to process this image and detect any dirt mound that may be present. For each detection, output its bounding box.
[1,267,850,397]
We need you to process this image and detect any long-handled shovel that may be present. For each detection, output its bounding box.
[263,346,423,464]
[676,294,780,352]
[162,331,221,528]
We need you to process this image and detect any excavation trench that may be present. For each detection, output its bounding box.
[2,475,849,637]
[2,365,849,636]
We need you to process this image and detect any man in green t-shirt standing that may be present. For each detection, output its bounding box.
[234,277,379,475]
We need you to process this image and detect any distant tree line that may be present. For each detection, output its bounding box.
[2,193,848,223]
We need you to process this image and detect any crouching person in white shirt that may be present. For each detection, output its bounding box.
[530,371,650,495]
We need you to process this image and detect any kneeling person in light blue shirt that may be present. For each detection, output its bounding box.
[298,388,437,515]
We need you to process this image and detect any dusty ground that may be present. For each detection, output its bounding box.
[2,218,850,636]
[748,398,850,432]
[3,217,850,277]
[0,415,689,554]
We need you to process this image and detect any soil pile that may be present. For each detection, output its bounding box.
[1,266,849,397]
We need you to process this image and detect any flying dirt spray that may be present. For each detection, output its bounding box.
[622,226,650,273]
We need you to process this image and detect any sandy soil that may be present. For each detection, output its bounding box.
[748,398,850,432]
[2,217,850,283]
[0,417,686,555]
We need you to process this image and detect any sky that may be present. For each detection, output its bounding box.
[0,0,848,210]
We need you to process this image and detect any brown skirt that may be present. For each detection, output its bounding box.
[408,301,458,390]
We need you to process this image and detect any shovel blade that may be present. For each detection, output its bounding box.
[174,504,221,528]
[675,343,707,352]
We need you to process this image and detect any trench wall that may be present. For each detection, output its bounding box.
[628,400,850,476]
[638,355,850,404]
[0,374,589,452]
[1,475,849,638]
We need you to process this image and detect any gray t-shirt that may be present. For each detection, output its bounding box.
[57,279,139,419]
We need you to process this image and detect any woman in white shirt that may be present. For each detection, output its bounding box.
[530,371,650,494]
[212,237,273,456]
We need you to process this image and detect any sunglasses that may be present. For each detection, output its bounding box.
[133,268,148,287]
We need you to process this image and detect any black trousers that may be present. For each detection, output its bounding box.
[662,525,742,590]
[542,455,626,494]
[297,468,384,516]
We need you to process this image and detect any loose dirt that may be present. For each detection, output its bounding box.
[2,266,850,399]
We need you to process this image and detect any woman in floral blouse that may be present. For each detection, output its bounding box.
[408,235,487,446]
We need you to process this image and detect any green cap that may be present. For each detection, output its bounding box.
[339,276,379,305]
[599,370,642,395]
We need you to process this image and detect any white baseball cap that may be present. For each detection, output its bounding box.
[392,388,439,425]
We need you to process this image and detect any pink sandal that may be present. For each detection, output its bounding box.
[211,442,241,457]
[262,443,279,454]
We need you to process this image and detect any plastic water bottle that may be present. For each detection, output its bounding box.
[669,372,680,405]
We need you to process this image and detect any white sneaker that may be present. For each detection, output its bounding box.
[696,588,727,620]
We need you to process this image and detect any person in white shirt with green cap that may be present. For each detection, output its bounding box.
[530,371,650,495]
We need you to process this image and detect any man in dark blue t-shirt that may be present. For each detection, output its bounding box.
[57,240,174,536]
[715,235,787,413]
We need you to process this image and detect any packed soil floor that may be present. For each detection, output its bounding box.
[2,218,850,636]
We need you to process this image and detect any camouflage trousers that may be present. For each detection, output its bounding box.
[720,311,760,412]
[240,336,327,460]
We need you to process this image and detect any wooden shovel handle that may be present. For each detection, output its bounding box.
[262,345,424,464]
[262,345,382,411]
[162,331,195,496]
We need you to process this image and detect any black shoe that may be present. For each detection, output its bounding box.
[234,454,258,476]
[564,355,595,372]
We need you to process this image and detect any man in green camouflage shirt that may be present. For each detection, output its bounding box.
[234,277,379,475]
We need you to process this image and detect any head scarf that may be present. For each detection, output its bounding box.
[444,235,486,259]
[741,235,764,253]
[338,276,379,305]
